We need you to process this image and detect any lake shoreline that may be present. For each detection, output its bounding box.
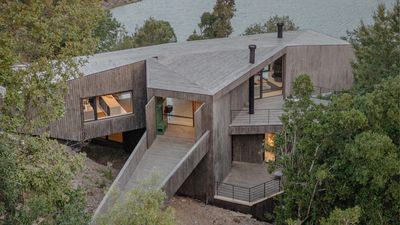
[102,0,141,10]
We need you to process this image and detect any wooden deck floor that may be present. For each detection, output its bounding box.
[231,95,285,126]
[122,125,195,193]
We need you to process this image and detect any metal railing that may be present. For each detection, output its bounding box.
[230,108,284,124]
[312,85,343,97]
[215,179,282,203]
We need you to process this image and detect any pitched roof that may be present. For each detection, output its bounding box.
[80,30,349,95]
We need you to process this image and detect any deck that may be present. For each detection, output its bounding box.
[230,95,284,135]
[229,95,330,135]
[215,161,282,205]
[231,95,285,126]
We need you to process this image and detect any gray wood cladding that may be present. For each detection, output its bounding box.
[285,45,354,95]
[232,134,264,163]
[145,96,156,147]
[49,61,147,141]
[194,103,206,141]
[162,131,210,199]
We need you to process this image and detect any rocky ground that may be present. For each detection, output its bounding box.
[101,0,141,9]
[169,196,271,225]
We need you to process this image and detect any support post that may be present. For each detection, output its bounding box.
[249,76,254,114]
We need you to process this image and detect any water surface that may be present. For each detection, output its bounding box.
[111,0,396,41]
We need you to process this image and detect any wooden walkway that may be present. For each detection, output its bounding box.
[122,125,195,194]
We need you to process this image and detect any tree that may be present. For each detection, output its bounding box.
[96,176,175,225]
[108,17,177,51]
[349,1,400,93]
[320,207,361,225]
[271,75,400,225]
[243,15,298,35]
[133,17,177,47]
[94,10,126,53]
[0,0,102,224]
[187,0,235,40]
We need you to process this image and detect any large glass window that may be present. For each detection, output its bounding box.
[82,91,133,122]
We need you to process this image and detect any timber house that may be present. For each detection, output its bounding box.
[48,28,354,219]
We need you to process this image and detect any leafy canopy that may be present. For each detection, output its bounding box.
[348,1,400,93]
[243,15,298,36]
[102,17,177,51]
[272,75,400,225]
[96,176,176,225]
[187,0,236,41]
[0,0,103,224]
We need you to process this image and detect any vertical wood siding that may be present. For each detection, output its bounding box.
[145,96,156,147]
[49,61,147,141]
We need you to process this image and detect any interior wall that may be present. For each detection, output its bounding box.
[285,45,354,95]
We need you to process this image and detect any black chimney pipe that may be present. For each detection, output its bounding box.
[277,22,283,38]
[249,44,256,64]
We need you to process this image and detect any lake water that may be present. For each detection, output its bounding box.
[111,0,396,42]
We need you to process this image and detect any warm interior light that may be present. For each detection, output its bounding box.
[264,133,276,162]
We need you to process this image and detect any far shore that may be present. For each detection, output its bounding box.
[102,0,141,10]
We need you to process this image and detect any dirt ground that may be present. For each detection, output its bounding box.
[72,143,270,224]
[169,196,270,225]
[72,143,129,215]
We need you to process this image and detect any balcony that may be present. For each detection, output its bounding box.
[214,162,283,205]
[230,95,285,134]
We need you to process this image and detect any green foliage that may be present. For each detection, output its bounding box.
[271,3,400,224]
[0,0,102,133]
[187,0,235,40]
[108,17,177,51]
[0,0,102,224]
[320,206,361,225]
[272,75,400,225]
[243,15,298,35]
[349,1,400,93]
[133,17,177,47]
[96,176,175,225]
[0,132,87,225]
[94,10,125,53]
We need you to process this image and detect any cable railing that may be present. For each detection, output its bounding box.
[230,108,284,125]
[215,179,282,203]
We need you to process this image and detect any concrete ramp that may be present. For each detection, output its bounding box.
[92,125,209,223]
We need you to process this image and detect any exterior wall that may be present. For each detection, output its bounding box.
[145,96,156,147]
[147,89,214,202]
[285,45,354,95]
[232,134,264,163]
[213,93,232,182]
[49,61,147,141]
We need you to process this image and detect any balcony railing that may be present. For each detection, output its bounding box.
[231,108,284,125]
[215,179,282,203]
